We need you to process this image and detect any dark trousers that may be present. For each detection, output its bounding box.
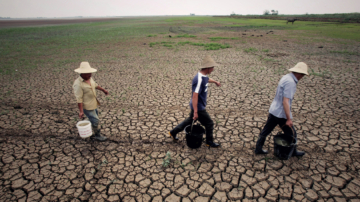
[256,114,297,150]
[171,110,214,143]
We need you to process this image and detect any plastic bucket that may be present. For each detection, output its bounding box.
[273,132,297,160]
[184,124,205,149]
[76,120,92,138]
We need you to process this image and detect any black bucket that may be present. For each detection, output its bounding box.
[273,126,297,160]
[184,123,205,149]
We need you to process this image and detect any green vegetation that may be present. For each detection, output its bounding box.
[1,16,359,76]
[175,34,196,38]
[343,60,356,63]
[209,37,239,41]
[263,58,276,62]
[242,13,360,21]
[166,16,360,41]
[163,44,173,48]
[150,41,230,50]
[177,41,231,50]
[149,41,175,48]
[310,69,332,78]
[162,151,172,167]
[330,50,359,56]
[244,47,258,53]
[96,159,108,170]
[0,18,170,75]
[149,42,158,47]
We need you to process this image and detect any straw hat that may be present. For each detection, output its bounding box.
[201,55,218,69]
[288,62,309,75]
[74,62,97,73]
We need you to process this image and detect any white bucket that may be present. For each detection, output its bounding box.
[76,120,92,138]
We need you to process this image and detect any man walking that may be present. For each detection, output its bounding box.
[169,55,221,147]
[255,62,309,156]
[73,62,109,141]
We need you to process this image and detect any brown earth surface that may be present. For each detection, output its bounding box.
[0,26,360,201]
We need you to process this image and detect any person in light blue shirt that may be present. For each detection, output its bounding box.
[169,55,221,148]
[255,62,309,156]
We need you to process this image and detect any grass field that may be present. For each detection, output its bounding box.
[1,16,360,76]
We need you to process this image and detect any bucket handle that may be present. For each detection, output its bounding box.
[281,124,295,143]
[190,120,197,133]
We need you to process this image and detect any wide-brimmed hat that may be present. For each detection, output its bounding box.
[201,55,218,69]
[288,62,309,75]
[74,62,97,73]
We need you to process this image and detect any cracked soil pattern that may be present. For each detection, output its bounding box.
[0,21,360,202]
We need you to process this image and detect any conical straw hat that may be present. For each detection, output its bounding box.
[288,62,309,75]
[201,55,218,69]
[74,62,97,73]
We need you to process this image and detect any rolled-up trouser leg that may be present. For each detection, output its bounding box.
[84,109,107,141]
[256,114,278,152]
[197,110,214,143]
[83,108,100,133]
[170,111,194,136]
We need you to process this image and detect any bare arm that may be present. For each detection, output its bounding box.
[283,97,293,127]
[96,86,109,95]
[208,78,221,87]
[77,103,84,119]
[192,92,199,120]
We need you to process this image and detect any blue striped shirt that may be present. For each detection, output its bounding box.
[269,73,298,119]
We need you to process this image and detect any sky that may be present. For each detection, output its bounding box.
[0,0,359,18]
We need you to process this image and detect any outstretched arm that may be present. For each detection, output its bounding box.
[208,78,221,87]
[96,86,109,95]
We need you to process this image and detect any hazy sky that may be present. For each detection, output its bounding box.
[0,0,359,18]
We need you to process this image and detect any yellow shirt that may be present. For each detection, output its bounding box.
[73,77,99,110]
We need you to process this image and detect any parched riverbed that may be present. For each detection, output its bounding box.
[0,17,359,201]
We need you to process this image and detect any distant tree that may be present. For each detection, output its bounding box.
[263,10,270,15]
[271,10,278,15]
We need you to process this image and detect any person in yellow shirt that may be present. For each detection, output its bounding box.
[73,62,109,141]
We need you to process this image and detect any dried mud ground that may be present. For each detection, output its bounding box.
[0,28,360,202]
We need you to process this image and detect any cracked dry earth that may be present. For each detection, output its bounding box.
[0,29,360,202]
